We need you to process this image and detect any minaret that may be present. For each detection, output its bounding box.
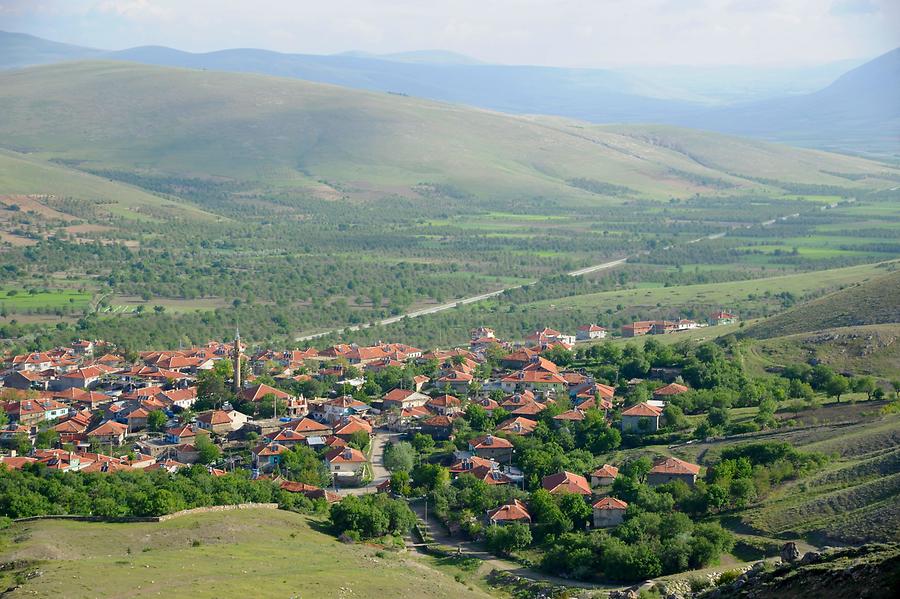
[233,326,242,393]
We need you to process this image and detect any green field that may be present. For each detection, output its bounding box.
[0,288,91,311]
[0,509,492,599]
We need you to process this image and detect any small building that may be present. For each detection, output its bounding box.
[652,382,689,401]
[576,324,607,341]
[590,464,619,488]
[593,496,628,528]
[620,402,662,433]
[426,394,463,416]
[252,441,290,471]
[325,446,367,483]
[647,457,701,487]
[382,388,430,410]
[621,321,653,338]
[468,434,514,462]
[87,420,128,446]
[709,311,738,326]
[420,414,456,440]
[486,499,531,526]
[542,471,592,496]
[495,416,537,436]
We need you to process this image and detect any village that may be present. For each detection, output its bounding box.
[0,312,738,525]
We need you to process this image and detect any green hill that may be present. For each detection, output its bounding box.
[743,324,900,379]
[0,508,491,599]
[743,268,900,340]
[0,61,896,204]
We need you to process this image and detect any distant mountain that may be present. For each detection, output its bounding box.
[674,48,900,157]
[0,30,102,68]
[2,31,897,157]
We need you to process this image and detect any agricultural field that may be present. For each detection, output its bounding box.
[0,508,491,599]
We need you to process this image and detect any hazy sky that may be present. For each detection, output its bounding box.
[1,0,898,67]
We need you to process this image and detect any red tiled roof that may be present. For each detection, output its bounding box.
[653,383,689,396]
[650,457,700,475]
[593,496,628,510]
[621,402,663,417]
[542,471,591,495]
[591,464,619,479]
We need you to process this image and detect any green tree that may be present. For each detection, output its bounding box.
[281,445,330,487]
[852,376,877,401]
[389,471,412,496]
[383,441,415,472]
[557,492,592,530]
[825,374,850,403]
[484,522,532,556]
[147,410,167,432]
[195,434,220,465]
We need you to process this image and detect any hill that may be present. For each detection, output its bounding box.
[0,508,491,599]
[742,324,900,379]
[0,61,896,204]
[676,48,900,157]
[0,31,102,69]
[743,268,900,340]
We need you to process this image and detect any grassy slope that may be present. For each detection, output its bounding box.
[742,323,900,379]
[0,509,491,599]
[536,261,892,312]
[743,267,900,339]
[0,61,897,203]
[0,149,219,222]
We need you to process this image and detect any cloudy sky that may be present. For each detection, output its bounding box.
[1,0,898,67]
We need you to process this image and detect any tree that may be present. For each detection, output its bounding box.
[34,429,58,449]
[557,492,592,530]
[663,404,689,430]
[528,488,572,540]
[484,522,532,556]
[347,430,371,452]
[195,434,220,465]
[389,471,412,496]
[891,380,900,400]
[383,441,416,472]
[852,376,877,401]
[464,403,491,431]
[825,374,850,403]
[147,410,167,432]
[281,445,330,487]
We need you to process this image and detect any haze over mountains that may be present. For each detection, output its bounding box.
[1,31,896,158]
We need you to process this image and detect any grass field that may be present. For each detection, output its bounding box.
[538,261,891,314]
[0,509,492,599]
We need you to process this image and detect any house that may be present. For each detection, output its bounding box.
[382,388,430,410]
[426,394,463,416]
[125,407,150,432]
[649,321,677,335]
[279,480,341,503]
[652,382,689,401]
[487,499,531,525]
[53,366,105,391]
[593,497,628,527]
[2,370,48,391]
[620,402,662,433]
[166,424,197,445]
[449,455,496,477]
[553,409,586,424]
[468,434,514,462]
[499,366,567,393]
[527,328,575,347]
[333,415,373,441]
[495,416,537,436]
[435,370,473,395]
[325,446,367,482]
[9,352,55,372]
[175,444,200,464]
[196,409,243,434]
[542,471,592,496]
[499,348,540,370]
[320,396,369,423]
[411,375,430,392]
[156,387,198,410]
[4,398,69,426]
[621,321,653,338]
[420,414,456,440]
[576,324,607,341]
[590,464,619,488]
[647,457,701,487]
[87,420,128,446]
[510,400,547,420]
[280,417,332,439]
[709,311,738,326]
[252,442,290,471]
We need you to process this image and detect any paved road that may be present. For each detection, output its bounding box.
[334,429,400,496]
[294,204,825,342]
